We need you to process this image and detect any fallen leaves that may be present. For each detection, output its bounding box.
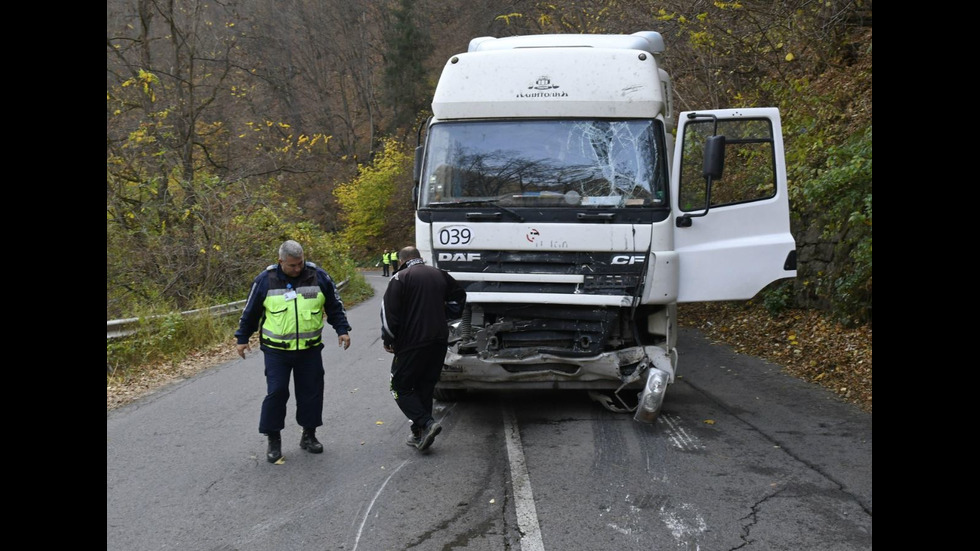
[679,302,872,413]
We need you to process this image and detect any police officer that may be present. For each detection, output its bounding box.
[388,249,399,277]
[382,249,390,277]
[236,240,352,463]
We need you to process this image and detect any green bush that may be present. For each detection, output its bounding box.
[800,125,873,325]
[761,280,795,315]
[106,301,241,376]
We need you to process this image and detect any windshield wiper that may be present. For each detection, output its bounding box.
[428,199,525,222]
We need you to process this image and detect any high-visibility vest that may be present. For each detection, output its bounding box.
[259,264,325,351]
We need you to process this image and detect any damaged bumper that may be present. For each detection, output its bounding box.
[439,346,677,422]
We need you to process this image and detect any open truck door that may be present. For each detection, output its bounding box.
[671,108,797,302]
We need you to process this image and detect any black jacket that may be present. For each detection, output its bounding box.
[380,259,466,354]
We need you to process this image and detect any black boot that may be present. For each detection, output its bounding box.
[300,428,323,454]
[266,432,282,463]
[417,420,442,451]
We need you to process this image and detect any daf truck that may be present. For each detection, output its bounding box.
[412,31,797,422]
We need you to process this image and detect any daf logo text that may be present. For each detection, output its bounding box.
[439,252,482,262]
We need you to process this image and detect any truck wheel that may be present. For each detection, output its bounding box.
[433,388,467,402]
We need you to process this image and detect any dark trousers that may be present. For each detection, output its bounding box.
[259,346,324,434]
[389,342,446,433]
[382,263,389,276]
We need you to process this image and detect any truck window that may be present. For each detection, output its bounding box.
[678,118,777,211]
[421,120,668,209]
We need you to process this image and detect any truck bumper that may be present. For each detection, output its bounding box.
[439,344,676,391]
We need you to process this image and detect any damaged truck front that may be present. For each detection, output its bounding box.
[412,32,797,422]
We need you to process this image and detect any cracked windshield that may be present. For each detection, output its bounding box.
[421,120,667,208]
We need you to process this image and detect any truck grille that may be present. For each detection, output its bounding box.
[436,250,645,296]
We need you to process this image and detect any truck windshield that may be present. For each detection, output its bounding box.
[420,119,667,209]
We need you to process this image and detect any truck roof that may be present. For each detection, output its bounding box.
[468,31,665,59]
[432,32,671,121]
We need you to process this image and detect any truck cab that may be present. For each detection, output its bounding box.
[413,31,796,422]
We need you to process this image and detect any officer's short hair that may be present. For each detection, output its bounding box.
[279,240,304,260]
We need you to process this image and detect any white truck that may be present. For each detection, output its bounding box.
[412,31,797,422]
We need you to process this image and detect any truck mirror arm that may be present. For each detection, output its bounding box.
[678,132,724,228]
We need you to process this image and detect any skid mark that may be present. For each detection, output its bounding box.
[658,413,704,451]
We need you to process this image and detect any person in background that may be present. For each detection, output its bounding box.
[235,240,352,463]
[380,246,466,451]
[388,249,399,277]
[381,249,390,277]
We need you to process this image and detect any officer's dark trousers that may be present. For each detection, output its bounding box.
[390,342,446,432]
[259,346,324,434]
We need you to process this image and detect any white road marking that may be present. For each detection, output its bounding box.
[353,459,409,551]
[659,502,707,548]
[504,407,546,551]
[606,523,632,535]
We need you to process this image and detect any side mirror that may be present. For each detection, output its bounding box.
[677,134,725,228]
[702,135,725,180]
[413,146,423,185]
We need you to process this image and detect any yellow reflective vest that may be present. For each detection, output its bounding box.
[260,266,326,351]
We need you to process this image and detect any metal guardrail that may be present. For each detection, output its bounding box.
[107,279,348,340]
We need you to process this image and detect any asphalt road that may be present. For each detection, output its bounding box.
[107,271,872,550]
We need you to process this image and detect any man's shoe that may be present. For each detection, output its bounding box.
[416,421,442,451]
[266,433,283,463]
[300,429,324,454]
[406,433,421,447]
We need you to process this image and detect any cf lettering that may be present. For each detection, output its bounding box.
[611,255,645,265]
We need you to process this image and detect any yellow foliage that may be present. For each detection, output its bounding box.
[494,13,523,25]
[334,138,411,248]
